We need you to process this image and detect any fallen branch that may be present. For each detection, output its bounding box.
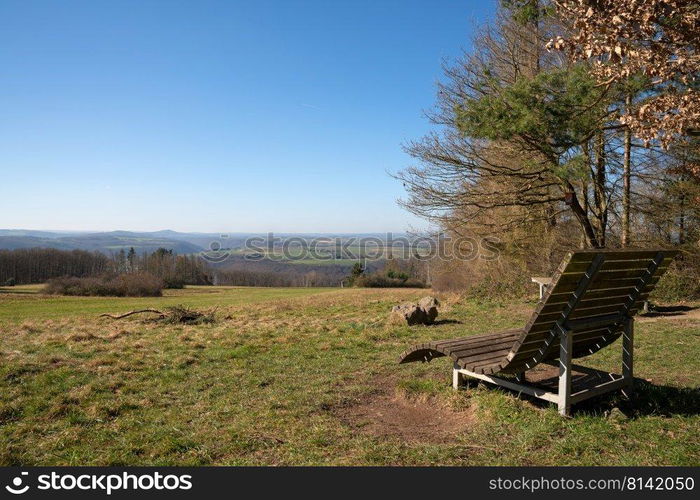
[100,309,164,320]
[99,305,216,324]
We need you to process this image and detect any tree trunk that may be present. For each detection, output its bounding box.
[565,185,601,248]
[679,189,686,244]
[622,94,632,247]
[593,131,607,247]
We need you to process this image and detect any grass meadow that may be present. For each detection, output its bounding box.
[0,285,698,465]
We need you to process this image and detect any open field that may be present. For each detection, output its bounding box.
[0,285,698,465]
[0,285,334,322]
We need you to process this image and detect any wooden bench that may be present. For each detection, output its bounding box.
[399,249,678,416]
[531,276,552,298]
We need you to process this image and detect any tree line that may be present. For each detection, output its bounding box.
[0,246,397,288]
[0,248,110,285]
[0,247,211,287]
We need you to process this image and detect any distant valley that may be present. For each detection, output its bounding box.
[0,229,404,287]
[0,229,404,257]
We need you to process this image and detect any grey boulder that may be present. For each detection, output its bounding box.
[390,296,440,325]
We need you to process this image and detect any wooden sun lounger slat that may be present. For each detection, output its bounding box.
[548,288,650,302]
[535,303,642,324]
[429,330,521,349]
[536,302,647,323]
[522,329,622,359]
[556,268,667,286]
[540,294,649,312]
[398,330,521,365]
[449,338,522,357]
[568,249,663,262]
[543,275,661,298]
[466,349,513,365]
[514,326,618,354]
[564,259,672,273]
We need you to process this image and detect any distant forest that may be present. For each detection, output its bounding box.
[0,247,386,288]
[0,248,210,287]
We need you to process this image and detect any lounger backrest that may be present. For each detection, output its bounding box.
[502,249,678,373]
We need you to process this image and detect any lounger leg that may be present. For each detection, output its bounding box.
[558,327,572,416]
[452,362,464,390]
[622,317,634,398]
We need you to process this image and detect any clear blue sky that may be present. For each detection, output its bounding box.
[0,0,494,233]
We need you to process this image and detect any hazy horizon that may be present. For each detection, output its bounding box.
[0,226,422,235]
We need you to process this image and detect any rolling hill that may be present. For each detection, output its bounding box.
[0,230,205,255]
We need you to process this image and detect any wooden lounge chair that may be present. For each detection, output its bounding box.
[399,249,678,416]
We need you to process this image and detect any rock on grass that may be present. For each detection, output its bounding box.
[390,296,440,325]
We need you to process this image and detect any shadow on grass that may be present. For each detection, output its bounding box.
[579,379,700,418]
[466,377,700,418]
[430,319,463,326]
[641,305,699,318]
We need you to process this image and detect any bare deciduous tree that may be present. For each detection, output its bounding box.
[549,0,700,147]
